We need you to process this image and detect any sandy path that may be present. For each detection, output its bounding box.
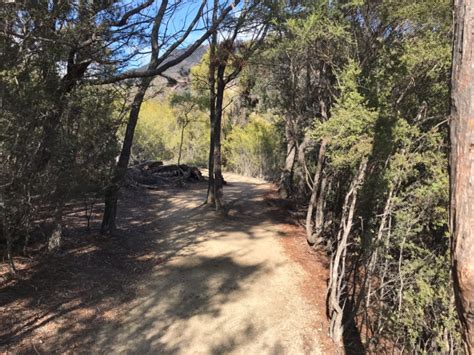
[93,173,324,354]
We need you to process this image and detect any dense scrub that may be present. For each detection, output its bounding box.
[241,1,458,352]
[224,113,281,179]
[133,98,210,165]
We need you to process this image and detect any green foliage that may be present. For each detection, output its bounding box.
[246,0,459,352]
[256,3,352,120]
[133,96,209,165]
[313,61,377,169]
[61,86,122,195]
[133,99,175,161]
[190,50,211,95]
[1,73,122,245]
[224,113,282,178]
[382,120,455,351]
[0,0,147,255]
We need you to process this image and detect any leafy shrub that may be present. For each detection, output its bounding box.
[133,97,209,165]
[224,113,281,179]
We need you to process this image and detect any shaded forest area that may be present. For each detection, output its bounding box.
[1,0,474,353]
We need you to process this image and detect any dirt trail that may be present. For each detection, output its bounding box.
[93,173,328,354]
[1,173,333,354]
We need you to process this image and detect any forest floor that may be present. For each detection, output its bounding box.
[0,173,338,354]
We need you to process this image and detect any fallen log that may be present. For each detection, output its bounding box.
[125,163,203,188]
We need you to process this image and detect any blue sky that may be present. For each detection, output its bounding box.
[126,0,237,68]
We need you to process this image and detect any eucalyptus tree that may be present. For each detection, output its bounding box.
[205,0,271,210]
[450,0,474,352]
[100,0,244,233]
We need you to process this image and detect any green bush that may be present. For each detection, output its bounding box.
[133,96,209,166]
[224,113,281,179]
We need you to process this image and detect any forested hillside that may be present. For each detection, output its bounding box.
[1,0,473,353]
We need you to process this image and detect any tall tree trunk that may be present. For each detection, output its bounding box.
[213,61,227,211]
[361,184,395,328]
[101,78,152,234]
[206,1,218,205]
[311,86,330,242]
[306,140,327,244]
[47,174,68,252]
[3,212,16,276]
[450,1,474,351]
[48,204,64,252]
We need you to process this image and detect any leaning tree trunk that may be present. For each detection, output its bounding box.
[295,135,311,194]
[328,157,368,344]
[450,1,474,351]
[101,77,152,234]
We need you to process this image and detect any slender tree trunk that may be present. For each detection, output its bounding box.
[450,1,474,352]
[206,3,218,205]
[328,157,368,343]
[306,140,327,244]
[101,78,152,234]
[213,61,227,211]
[314,172,328,240]
[279,122,297,199]
[361,185,395,327]
[296,133,314,191]
[376,215,392,330]
[3,213,16,276]
[310,85,330,242]
[177,121,187,166]
[207,118,216,204]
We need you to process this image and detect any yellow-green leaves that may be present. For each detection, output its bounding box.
[224,113,281,178]
[313,61,377,169]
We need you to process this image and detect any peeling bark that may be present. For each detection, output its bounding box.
[450,1,474,352]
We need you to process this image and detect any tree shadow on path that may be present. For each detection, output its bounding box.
[1,178,290,353]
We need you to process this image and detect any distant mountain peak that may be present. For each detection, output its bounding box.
[144,45,207,97]
[162,45,208,79]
